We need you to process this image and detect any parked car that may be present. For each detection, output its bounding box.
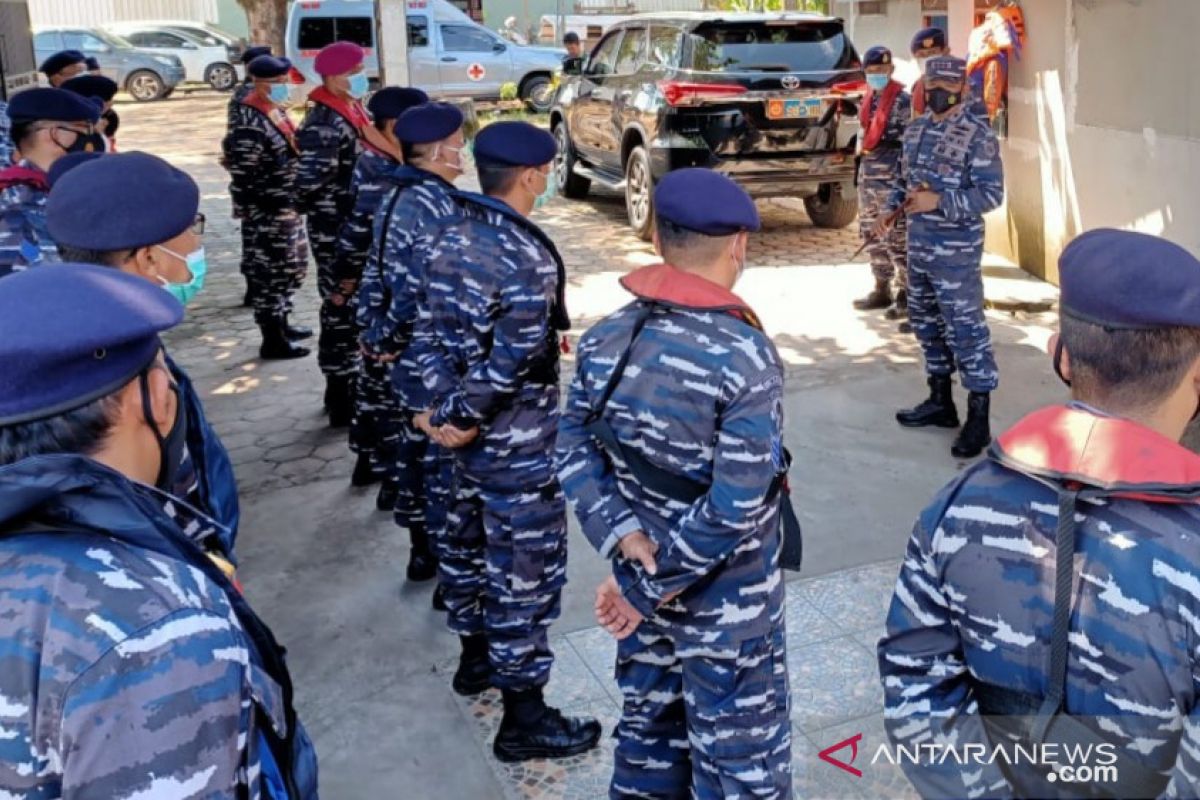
[33,27,185,101]
[111,19,247,61]
[107,23,240,91]
[551,12,866,238]
[286,0,565,112]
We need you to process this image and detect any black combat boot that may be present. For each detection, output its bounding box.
[407,522,437,582]
[431,583,447,611]
[493,687,602,763]
[951,392,992,458]
[853,278,892,311]
[326,375,352,428]
[283,314,313,340]
[896,375,960,428]
[351,453,380,487]
[375,479,398,511]
[885,289,908,320]
[259,319,310,360]
[452,634,491,696]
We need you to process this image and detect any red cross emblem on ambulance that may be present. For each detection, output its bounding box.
[467,63,486,81]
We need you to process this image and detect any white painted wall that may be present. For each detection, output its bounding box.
[832,0,924,87]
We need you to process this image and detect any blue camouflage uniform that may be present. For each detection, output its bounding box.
[297,92,364,380]
[858,76,912,291]
[557,169,792,799]
[357,165,457,530]
[0,102,11,165]
[0,162,55,277]
[886,56,1003,394]
[224,93,309,327]
[413,190,570,691]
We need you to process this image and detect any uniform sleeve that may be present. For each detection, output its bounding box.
[412,288,458,410]
[555,341,642,558]
[359,191,423,354]
[620,368,784,615]
[938,125,1005,221]
[884,128,912,214]
[430,232,553,427]
[223,127,274,205]
[355,185,398,338]
[877,500,1013,799]
[332,159,374,283]
[59,609,250,800]
[295,122,339,212]
[1165,674,1200,798]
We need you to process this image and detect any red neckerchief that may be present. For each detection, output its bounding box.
[0,164,48,192]
[308,86,402,161]
[619,263,765,331]
[859,80,904,152]
[991,405,1200,503]
[912,80,926,117]
[242,92,298,152]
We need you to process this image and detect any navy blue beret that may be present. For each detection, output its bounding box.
[47,152,199,250]
[863,46,892,67]
[242,45,272,65]
[474,121,556,168]
[911,27,947,54]
[60,74,119,103]
[654,168,759,236]
[248,55,292,79]
[47,151,104,188]
[367,87,428,121]
[395,102,464,145]
[85,56,100,71]
[0,264,183,425]
[39,49,86,77]
[1059,229,1200,330]
[7,88,100,123]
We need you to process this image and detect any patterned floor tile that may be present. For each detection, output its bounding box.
[564,626,620,703]
[783,582,843,649]
[544,635,614,710]
[797,560,901,631]
[788,634,884,734]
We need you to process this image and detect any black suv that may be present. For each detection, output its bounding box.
[551,12,866,239]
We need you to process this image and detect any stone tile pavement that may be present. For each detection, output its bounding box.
[114,91,1065,798]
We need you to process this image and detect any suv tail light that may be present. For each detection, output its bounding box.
[658,80,746,107]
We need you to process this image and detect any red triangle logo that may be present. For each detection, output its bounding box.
[818,732,863,777]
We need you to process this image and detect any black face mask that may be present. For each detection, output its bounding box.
[139,369,188,492]
[927,87,961,115]
[51,127,104,154]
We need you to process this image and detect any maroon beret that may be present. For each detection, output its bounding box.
[313,41,365,77]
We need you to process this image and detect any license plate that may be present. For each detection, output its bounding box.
[767,97,822,120]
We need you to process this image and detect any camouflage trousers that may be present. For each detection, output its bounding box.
[350,356,402,465]
[858,180,908,290]
[611,622,792,800]
[391,418,452,530]
[440,462,567,691]
[309,214,360,379]
[243,209,308,326]
[907,216,999,393]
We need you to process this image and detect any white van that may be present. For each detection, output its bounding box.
[286,0,565,111]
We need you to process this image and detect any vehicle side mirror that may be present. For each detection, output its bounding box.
[493,41,507,53]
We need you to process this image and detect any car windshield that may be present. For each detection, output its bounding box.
[684,21,854,73]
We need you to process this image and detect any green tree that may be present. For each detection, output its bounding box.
[237,0,289,52]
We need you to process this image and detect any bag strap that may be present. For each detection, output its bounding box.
[1033,487,1078,740]
[585,301,657,424]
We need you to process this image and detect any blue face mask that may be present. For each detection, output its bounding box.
[348,72,369,99]
[158,245,208,306]
[866,73,889,91]
[268,83,290,104]
[533,167,557,210]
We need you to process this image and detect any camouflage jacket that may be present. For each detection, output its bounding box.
[0,455,318,799]
[556,264,786,645]
[333,147,402,284]
[0,161,56,278]
[880,404,1200,799]
[885,104,1004,223]
[413,191,568,424]
[226,82,253,128]
[295,97,362,219]
[224,100,301,214]
[0,102,12,166]
[858,84,912,183]
[356,167,456,356]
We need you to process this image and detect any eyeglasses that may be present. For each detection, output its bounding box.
[191,212,206,235]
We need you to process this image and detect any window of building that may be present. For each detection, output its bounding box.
[858,1,886,14]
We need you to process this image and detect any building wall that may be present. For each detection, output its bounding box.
[833,0,926,92]
[29,0,220,27]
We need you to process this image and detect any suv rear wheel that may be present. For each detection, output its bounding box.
[553,122,590,199]
[127,70,165,102]
[624,145,655,241]
[804,183,859,229]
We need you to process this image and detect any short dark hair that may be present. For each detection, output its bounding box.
[477,163,523,196]
[10,120,40,149]
[375,117,394,133]
[655,218,733,268]
[1061,313,1200,412]
[0,392,122,466]
[563,32,580,44]
[56,244,135,267]
[402,140,436,165]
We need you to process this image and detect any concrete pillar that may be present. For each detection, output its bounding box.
[378,0,411,86]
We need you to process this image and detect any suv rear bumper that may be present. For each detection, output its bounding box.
[652,144,857,198]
